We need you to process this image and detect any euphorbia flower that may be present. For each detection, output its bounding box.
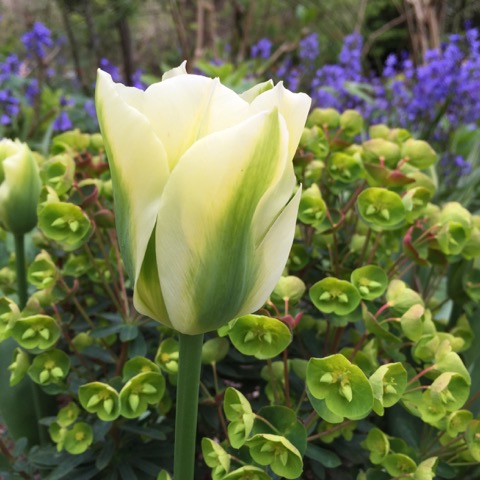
[96,62,311,334]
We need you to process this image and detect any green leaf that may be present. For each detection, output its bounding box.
[305,443,341,468]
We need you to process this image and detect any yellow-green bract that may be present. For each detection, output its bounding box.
[95,62,311,335]
[0,139,41,234]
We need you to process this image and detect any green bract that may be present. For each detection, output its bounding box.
[0,139,41,234]
[339,109,363,138]
[78,381,120,421]
[38,202,93,251]
[63,422,93,455]
[271,275,306,304]
[8,347,30,387]
[306,107,340,130]
[11,314,60,350]
[228,314,292,359]
[401,139,437,169]
[309,277,360,316]
[298,184,326,226]
[307,354,374,419]
[362,138,401,168]
[119,371,165,418]
[28,349,70,385]
[246,433,303,479]
[96,64,311,334]
[40,153,75,195]
[224,387,255,449]
[201,337,229,364]
[154,338,179,374]
[201,438,231,480]
[0,296,19,342]
[369,363,407,415]
[328,152,363,183]
[122,356,160,382]
[222,467,270,480]
[27,250,58,289]
[350,265,388,300]
[363,427,390,464]
[357,188,406,228]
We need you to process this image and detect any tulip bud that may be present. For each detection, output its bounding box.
[96,63,311,334]
[0,139,41,234]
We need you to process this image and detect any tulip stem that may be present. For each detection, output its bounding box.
[13,234,28,309]
[174,332,204,480]
[13,233,47,445]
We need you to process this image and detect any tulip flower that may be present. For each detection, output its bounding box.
[95,62,311,335]
[0,139,41,235]
[96,62,311,480]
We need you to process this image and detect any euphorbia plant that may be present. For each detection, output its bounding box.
[95,62,311,478]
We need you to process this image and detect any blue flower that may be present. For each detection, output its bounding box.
[251,38,272,60]
[21,22,53,59]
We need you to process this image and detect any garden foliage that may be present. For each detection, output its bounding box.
[0,102,479,478]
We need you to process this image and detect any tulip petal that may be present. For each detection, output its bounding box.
[143,76,249,170]
[162,61,187,80]
[155,109,291,334]
[0,144,41,234]
[241,187,302,315]
[251,82,311,159]
[96,70,169,285]
[240,80,274,103]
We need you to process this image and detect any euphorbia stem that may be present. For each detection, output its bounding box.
[13,234,28,309]
[174,332,204,480]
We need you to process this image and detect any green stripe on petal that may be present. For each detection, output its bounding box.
[155,110,290,334]
[95,70,169,283]
[133,228,172,328]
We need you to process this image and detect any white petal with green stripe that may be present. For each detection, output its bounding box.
[153,109,293,334]
[95,70,169,285]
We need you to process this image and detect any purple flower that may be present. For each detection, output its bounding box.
[299,33,319,62]
[21,22,53,59]
[99,58,121,82]
[0,89,20,125]
[251,38,272,60]
[84,100,97,120]
[52,111,73,132]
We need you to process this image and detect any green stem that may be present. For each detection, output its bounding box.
[174,333,204,480]
[13,233,47,445]
[13,234,28,309]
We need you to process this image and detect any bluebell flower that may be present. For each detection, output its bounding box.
[299,33,319,62]
[21,22,53,59]
[52,111,73,132]
[251,38,272,60]
[99,58,121,82]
